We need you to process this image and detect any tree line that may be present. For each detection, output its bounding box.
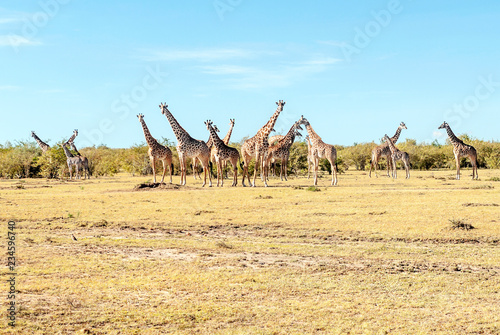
[0,135,499,179]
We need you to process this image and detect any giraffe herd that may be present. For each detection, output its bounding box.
[31,100,480,185]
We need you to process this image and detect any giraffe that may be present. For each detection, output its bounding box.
[438,121,478,180]
[383,134,410,179]
[265,118,304,181]
[31,131,50,153]
[205,120,240,187]
[65,130,90,179]
[194,124,219,180]
[266,134,285,177]
[159,103,212,187]
[137,114,173,184]
[61,143,82,180]
[240,100,285,187]
[369,122,407,177]
[222,118,235,145]
[221,118,235,179]
[305,135,314,179]
[301,116,338,186]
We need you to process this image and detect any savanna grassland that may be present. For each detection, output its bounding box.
[1,169,499,334]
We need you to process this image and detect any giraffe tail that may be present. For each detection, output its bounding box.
[171,163,174,173]
[239,161,244,170]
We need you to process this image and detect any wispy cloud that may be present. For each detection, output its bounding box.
[140,48,266,62]
[142,45,341,90]
[0,18,21,24]
[0,35,41,47]
[300,57,342,66]
[0,85,21,91]
[317,40,349,48]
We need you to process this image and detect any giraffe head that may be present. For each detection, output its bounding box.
[204,120,214,131]
[438,121,448,129]
[31,131,36,138]
[69,129,78,144]
[399,122,407,130]
[159,103,169,115]
[137,113,145,122]
[276,100,286,111]
[294,130,302,138]
[299,115,310,126]
[383,134,390,142]
[229,118,235,127]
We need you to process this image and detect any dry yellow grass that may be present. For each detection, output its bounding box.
[1,169,499,334]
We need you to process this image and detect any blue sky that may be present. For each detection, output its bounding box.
[1,1,499,148]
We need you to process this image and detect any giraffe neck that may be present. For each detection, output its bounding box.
[139,118,160,148]
[32,133,50,151]
[445,124,463,146]
[390,126,402,143]
[62,144,74,158]
[222,123,234,144]
[70,142,82,156]
[385,137,398,154]
[305,124,321,143]
[66,133,77,146]
[162,108,190,142]
[208,124,224,147]
[257,105,283,140]
[206,135,213,148]
[279,123,298,147]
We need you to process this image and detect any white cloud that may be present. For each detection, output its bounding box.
[0,85,21,91]
[140,48,260,62]
[0,35,41,47]
[301,57,342,66]
[433,131,444,139]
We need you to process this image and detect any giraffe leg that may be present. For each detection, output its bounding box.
[179,155,186,185]
[232,159,238,186]
[169,160,173,184]
[455,154,460,180]
[151,157,157,183]
[251,156,259,187]
[392,157,397,179]
[219,159,224,187]
[262,156,269,187]
[313,157,319,186]
[160,159,167,184]
[331,159,338,186]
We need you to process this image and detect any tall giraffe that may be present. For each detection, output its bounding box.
[305,135,313,179]
[241,100,285,187]
[267,134,284,177]
[65,130,90,179]
[61,143,82,180]
[137,114,173,184]
[222,118,235,145]
[31,131,50,152]
[301,116,338,186]
[369,122,407,177]
[438,121,478,180]
[383,134,410,179]
[205,120,240,187]
[159,103,212,187]
[265,118,304,181]
[221,118,235,179]
[194,124,219,180]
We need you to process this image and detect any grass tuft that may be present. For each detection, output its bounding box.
[216,241,233,249]
[449,219,475,231]
[306,186,321,192]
